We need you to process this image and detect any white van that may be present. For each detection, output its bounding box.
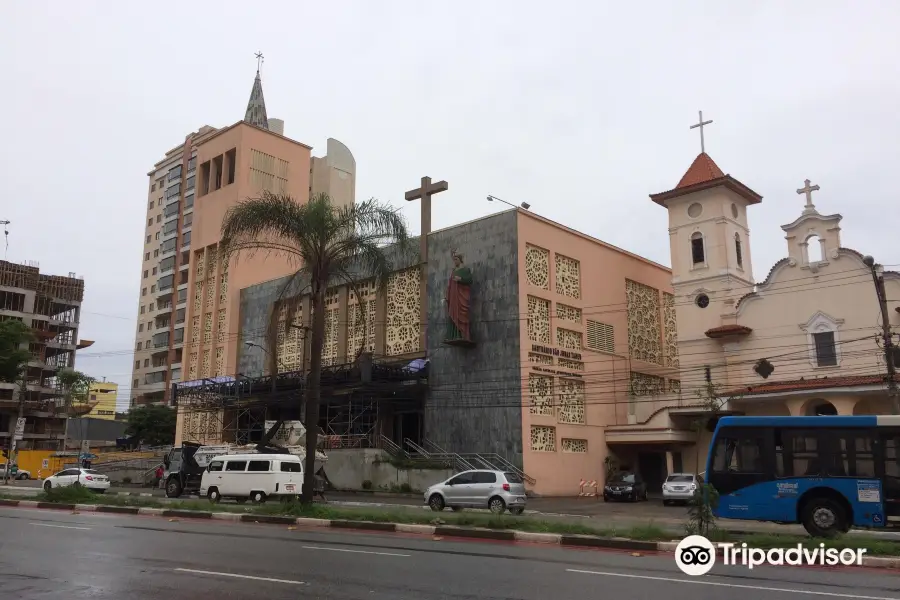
[199,453,303,504]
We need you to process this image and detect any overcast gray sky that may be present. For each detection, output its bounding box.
[2,1,898,409]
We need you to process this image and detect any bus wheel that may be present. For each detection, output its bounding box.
[801,497,847,538]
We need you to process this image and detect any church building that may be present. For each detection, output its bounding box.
[606,148,900,477]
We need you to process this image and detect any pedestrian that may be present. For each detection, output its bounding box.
[155,465,164,488]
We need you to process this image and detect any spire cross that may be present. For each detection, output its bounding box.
[797,179,820,211]
[254,51,264,72]
[690,110,713,154]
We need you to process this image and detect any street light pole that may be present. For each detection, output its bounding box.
[863,255,900,415]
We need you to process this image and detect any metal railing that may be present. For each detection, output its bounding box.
[422,438,535,485]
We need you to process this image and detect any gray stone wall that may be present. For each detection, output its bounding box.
[425,211,523,467]
[237,241,420,377]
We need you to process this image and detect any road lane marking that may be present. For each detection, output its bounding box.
[30,523,91,530]
[566,569,899,600]
[174,568,306,585]
[301,545,410,557]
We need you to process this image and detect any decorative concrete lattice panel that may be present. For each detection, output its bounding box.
[528,373,554,416]
[190,315,200,343]
[203,312,212,343]
[630,371,665,396]
[219,272,228,305]
[195,250,205,281]
[216,309,226,343]
[558,378,585,424]
[322,288,340,366]
[188,352,198,380]
[201,349,211,377]
[348,280,377,356]
[275,301,304,373]
[555,254,581,299]
[193,281,203,313]
[214,347,224,377]
[557,327,582,351]
[557,303,582,324]
[586,320,615,354]
[663,292,679,368]
[625,279,661,364]
[386,267,421,355]
[562,438,588,453]
[525,244,550,289]
[530,425,557,452]
[669,379,681,394]
[528,352,553,366]
[558,358,584,371]
[527,295,551,343]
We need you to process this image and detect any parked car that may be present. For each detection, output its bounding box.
[602,472,648,502]
[0,464,31,480]
[199,453,303,504]
[42,468,110,493]
[662,473,701,505]
[424,469,526,514]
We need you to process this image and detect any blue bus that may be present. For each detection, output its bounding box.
[705,415,900,537]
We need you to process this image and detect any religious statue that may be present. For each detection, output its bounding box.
[445,249,474,346]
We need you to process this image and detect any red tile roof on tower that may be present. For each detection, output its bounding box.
[676,153,725,189]
[649,152,763,206]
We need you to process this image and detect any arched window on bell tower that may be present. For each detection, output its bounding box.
[735,233,743,269]
[691,232,705,266]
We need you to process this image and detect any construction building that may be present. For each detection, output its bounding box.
[0,260,90,450]
[130,64,356,407]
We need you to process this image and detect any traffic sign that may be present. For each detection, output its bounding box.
[13,418,25,441]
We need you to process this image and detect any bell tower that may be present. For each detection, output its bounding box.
[649,112,764,337]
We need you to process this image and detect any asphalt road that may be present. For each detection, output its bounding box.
[0,506,897,600]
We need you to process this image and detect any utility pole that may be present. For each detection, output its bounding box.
[863,255,900,415]
[4,375,25,485]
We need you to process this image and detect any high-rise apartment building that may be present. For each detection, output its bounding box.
[130,67,356,407]
[0,260,88,450]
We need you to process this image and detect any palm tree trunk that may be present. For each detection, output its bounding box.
[301,284,327,503]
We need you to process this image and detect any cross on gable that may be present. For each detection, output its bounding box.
[690,110,713,154]
[405,176,448,263]
[797,178,820,211]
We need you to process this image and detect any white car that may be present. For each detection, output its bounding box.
[43,468,110,493]
[0,464,31,480]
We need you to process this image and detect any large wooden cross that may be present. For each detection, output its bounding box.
[405,176,448,263]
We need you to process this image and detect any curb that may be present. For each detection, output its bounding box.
[1,498,898,571]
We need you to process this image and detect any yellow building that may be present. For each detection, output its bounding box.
[83,382,119,420]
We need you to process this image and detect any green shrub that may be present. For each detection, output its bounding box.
[42,484,97,504]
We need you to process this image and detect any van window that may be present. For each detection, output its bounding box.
[280,462,302,472]
[225,461,247,472]
[247,460,270,472]
[208,460,223,472]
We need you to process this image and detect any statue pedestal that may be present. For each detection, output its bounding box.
[443,338,475,348]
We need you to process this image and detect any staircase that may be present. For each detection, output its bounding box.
[378,436,535,485]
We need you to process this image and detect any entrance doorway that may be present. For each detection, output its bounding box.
[638,452,666,492]
[393,412,422,450]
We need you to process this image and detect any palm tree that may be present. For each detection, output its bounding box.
[220,191,410,502]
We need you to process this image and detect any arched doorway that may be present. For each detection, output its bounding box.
[805,400,837,416]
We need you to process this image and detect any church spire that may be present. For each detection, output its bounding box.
[243,52,269,130]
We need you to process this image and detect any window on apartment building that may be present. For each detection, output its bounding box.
[188,156,196,172]
[691,232,705,265]
[177,288,187,303]
[814,331,838,367]
[185,175,195,191]
[140,305,145,314]
[134,360,140,369]
[182,231,191,246]
[199,161,210,196]
[148,320,153,330]
[184,192,194,209]
[154,249,159,258]
[146,235,151,244]
[179,270,189,285]
[214,155,224,191]
[151,184,156,192]
[142,287,147,296]
[161,238,177,253]
[148,218,153,227]
[152,267,157,275]
[176,308,186,324]
[157,177,165,189]
[143,270,148,278]
[144,252,150,261]
[138,324,143,332]
[156,214,162,223]
[183,212,193,227]
[148,201,153,210]
[155,231,160,240]
[149,303,155,311]
[133,379,139,388]
[168,165,182,182]
[144,359,149,368]
[225,148,236,185]
[135,341,141,351]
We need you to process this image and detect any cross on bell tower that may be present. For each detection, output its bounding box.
[796,178,820,215]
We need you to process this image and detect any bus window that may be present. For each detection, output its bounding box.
[789,430,820,477]
[834,434,876,478]
[711,434,764,473]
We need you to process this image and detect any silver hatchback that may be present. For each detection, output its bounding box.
[662,472,701,505]
[424,469,527,514]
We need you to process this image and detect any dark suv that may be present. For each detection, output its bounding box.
[603,472,648,502]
